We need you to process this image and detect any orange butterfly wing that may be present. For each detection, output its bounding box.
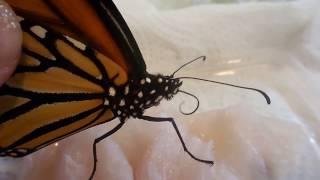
[0,18,127,157]
[1,0,147,157]
[6,0,147,77]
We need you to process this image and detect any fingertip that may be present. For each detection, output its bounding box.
[0,0,22,86]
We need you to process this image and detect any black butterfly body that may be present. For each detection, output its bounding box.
[109,74,182,120]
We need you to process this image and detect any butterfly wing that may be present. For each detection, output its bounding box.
[0,18,128,157]
[91,0,147,77]
[6,0,147,79]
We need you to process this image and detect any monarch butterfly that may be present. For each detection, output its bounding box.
[0,0,271,179]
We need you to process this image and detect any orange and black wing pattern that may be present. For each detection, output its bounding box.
[0,1,135,157]
[7,0,146,78]
[0,18,128,157]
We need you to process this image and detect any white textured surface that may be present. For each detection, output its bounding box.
[1,0,320,179]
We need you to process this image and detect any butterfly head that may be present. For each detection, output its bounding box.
[159,75,182,100]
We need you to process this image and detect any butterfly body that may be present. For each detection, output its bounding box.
[107,74,182,121]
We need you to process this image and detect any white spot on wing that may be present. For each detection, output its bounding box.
[119,99,125,106]
[30,25,47,38]
[97,75,103,80]
[104,99,109,106]
[17,149,27,153]
[109,87,116,96]
[65,36,86,50]
[138,91,143,98]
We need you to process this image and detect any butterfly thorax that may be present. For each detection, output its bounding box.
[106,73,182,120]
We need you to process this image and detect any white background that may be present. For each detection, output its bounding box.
[1,0,320,179]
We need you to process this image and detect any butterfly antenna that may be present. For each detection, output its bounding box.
[178,90,200,115]
[171,56,206,77]
[177,77,271,104]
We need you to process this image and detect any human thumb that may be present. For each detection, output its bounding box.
[0,0,21,86]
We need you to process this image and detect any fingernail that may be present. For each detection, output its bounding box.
[0,0,20,32]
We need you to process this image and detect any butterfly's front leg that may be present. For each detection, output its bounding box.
[138,115,214,165]
[89,119,126,180]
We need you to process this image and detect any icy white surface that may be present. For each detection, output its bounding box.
[1,0,320,179]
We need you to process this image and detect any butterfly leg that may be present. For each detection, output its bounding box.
[138,115,213,165]
[89,120,125,180]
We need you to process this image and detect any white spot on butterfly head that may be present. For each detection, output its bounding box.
[146,77,151,83]
[30,25,47,39]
